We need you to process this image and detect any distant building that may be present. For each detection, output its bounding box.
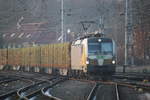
[2,22,58,48]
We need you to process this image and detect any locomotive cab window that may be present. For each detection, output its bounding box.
[101,42,112,54]
[88,38,113,55]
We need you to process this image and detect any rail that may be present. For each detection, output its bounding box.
[41,77,68,100]
[87,83,99,100]
[0,77,34,99]
[17,76,67,100]
[115,84,120,100]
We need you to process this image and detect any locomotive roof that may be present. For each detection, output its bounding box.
[88,37,113,42]
[77,33,104,40]
[75,35,112,41]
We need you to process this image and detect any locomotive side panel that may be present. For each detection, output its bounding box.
[71,39,88,73]
[71,45,83,70]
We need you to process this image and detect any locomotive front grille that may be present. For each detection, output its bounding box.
[89,59,112,65]
[89,59,98,65]
[103,59,112,65]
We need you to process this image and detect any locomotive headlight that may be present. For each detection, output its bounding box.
[112,60,116,64]
[86,61,89,64]
[98,39,102,42]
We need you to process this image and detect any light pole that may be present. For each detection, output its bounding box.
[61,0,64,43]
[125,0,128,66]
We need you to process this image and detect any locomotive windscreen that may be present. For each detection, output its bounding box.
[88,38,113,55]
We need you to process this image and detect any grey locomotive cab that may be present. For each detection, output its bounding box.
[87,37,116,75]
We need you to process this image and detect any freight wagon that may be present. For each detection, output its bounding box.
[0,34,116,76]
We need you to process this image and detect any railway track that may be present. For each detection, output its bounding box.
[41,77,68,100]
[18,76,56,99]
[0,76,66,100]
[0,76,12,81]
[17,76,67,100]
[0,71,150,100]
[86,83,120,100]
[0,71,67,100]
[115,84,140,100]
[83,78,149,100]
[87,83,99,100]
[115,84,120,100]
[0,78,19,84]
[86,83,119,100]
[0,71,55,82]
[18,81,49,97]
[0,90,19,100]
[0,77,34,100]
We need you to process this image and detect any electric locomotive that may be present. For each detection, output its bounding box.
[71,33,116,75]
